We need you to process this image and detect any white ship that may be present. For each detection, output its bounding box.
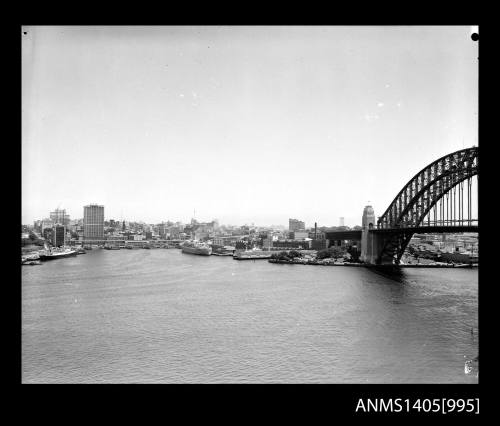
[181,241,212,256]
[39,246,77,260]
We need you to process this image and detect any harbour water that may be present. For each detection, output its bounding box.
[22,249,478,383]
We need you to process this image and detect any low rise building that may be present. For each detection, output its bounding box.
[262,238,273,249]
[308,230,325,240]
[273,240,311,250]
[311,239,328,250]
[290,231,309,240]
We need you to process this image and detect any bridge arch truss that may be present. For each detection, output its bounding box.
[374,147,478,264]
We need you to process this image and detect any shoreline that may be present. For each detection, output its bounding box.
[22,246,478,269]
[268,259,477,268]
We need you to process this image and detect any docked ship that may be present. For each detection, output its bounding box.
[39,246,78,261]
[181,241,212,256]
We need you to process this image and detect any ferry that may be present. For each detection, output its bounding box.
[181,241,212,256]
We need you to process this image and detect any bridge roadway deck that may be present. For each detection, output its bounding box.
[370,226,478,234]
[325,226,478,241]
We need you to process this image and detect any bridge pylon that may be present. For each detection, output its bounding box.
[360,205,380,264]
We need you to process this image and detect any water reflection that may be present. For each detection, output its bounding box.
[367,265,409,284]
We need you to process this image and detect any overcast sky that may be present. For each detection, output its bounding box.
[22,26,478,227]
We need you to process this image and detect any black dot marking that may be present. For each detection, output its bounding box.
[23,32,27,35]
[471,33,479,41]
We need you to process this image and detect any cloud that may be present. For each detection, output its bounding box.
[364,113,380,122]
[377,102,384,108]
[396,102,402,107]
[385,84,390,88]
[179,94,185,98]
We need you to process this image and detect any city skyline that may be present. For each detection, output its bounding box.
[22,26,478,227]
[30,203,340,230]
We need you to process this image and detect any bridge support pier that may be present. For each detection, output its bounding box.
[359,205,407,265]
[361,228,416,265]
[360,227,387,264]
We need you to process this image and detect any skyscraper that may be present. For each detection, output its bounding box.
[52,224,66,247]
[339,217,345,227]
[83,204,104,241]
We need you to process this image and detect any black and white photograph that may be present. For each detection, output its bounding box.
[21,25,479,387]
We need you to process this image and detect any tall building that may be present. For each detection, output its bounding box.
[289,218,305,232]
[50,208,70,226]
[83,204,104,241]
[52,224,66,247]
[339,217,345,227]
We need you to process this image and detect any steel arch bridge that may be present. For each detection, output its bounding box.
[365,147,478,264]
